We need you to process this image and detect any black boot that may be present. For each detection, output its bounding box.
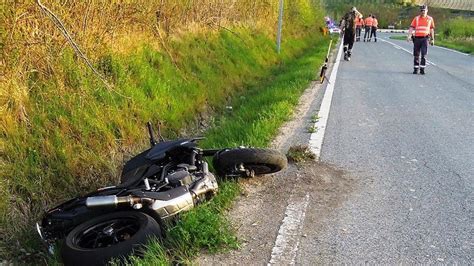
[420,68,425,75]
[413,68,418,74]
[347,52,352,61]
[344,52,348,61]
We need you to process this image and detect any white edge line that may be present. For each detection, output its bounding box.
[381,38,442,66]
[380,33,469,56]
[268,193,310,265]
[381,38,432,65]
[433,45,469,56]
[309,41,344,160]
[380,38,412,55]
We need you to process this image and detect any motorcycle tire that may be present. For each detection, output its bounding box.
[213,148,287,177]
[62,211,161,266]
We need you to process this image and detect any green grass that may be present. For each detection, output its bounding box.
[2,18,329,264]
[389,35,407,41]
[117,35,331,265]
[436,17,474,54]
[286,145,316,163]
[434,39,473,54]
[390,35,473,54]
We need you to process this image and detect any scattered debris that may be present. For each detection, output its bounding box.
[286,145,316,163]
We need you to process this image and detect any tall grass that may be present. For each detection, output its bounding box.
[0,0,326,261]
[437,17,474,54]
[125,34,331,265]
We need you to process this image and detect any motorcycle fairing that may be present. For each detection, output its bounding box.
[120,139,197,185]
[146,139,197,161]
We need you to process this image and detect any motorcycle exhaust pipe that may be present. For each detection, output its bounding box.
[86,195,150,208]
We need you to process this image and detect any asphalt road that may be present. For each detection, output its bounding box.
[297,33,473,264]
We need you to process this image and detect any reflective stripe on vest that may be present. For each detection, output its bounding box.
[415,16,432,37]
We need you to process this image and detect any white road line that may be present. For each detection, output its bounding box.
[269,42,342,265]
[380,38,412,54]
[433,45,470,56]
[380,38,436,66]
[309,41,344,160]
[268,193,310,265]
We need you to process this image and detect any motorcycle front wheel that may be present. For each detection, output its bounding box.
[61,211,161,266]
[213,148,287,177]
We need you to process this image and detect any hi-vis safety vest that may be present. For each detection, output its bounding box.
[356,17,364,27]
[411,15,434,37]
[372,18,378,27]
[365,17,373,27]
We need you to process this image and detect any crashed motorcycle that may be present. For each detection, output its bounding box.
[37,122,287,265]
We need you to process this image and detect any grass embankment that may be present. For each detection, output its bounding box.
[390,17,474,54]
[123,35,331,265]
[0,0,329,262]
[436,17,474,54]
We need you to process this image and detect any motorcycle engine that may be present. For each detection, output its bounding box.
[166,169,193,187]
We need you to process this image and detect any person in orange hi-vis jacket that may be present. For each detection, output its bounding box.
[363,15,373,42]
[370,15,378,42]
[355,15,364,42]
[407,5,435,75]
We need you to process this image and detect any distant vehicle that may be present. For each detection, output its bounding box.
[329,27,341,34]
[388,24,395,29]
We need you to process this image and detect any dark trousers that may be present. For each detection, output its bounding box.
[413,36,429,69]
[356,26,362,41]
[363,26,371,40]
[343,31,355,55]
[370,26,377,41]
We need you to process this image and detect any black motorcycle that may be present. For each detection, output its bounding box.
[36,122,287,265]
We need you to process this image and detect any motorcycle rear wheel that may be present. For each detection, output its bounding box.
[213,148,287,177]
[62,211,161,266]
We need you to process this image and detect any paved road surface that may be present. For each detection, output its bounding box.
[297,33,473,264]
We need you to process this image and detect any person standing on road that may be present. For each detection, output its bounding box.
[370,15,378,42]
[363,14,373,42]
[355,15,364,42]
[340,7,362,61]
[407,5,435,75]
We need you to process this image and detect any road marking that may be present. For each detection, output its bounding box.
[380,38,437,66]
[309,41,344,160]
[268,193,310,265]
[433,45,470,56]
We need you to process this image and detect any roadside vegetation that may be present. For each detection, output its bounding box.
[323,0,473,32]
[436,17,474,54]
[128,35,329,264]
[0,0,330,263]
[286,145,316,163]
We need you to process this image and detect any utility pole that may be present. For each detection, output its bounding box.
[276,0,284,54]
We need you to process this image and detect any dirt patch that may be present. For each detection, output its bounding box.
[197,162,356,265]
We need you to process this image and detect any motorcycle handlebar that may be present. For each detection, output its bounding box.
[147,122,157,147]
